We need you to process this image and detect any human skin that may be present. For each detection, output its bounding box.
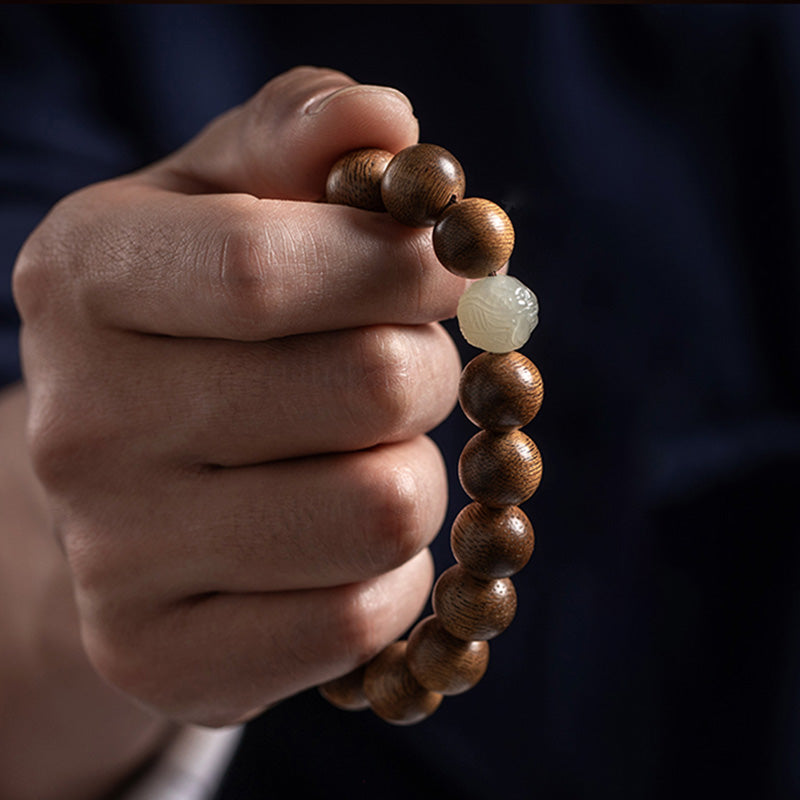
[3,67,465,799]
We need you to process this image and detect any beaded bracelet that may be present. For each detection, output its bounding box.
[318,144,543,725]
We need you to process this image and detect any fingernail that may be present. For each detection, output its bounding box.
[306,84,414,116]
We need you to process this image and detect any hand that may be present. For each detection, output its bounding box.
[0,384,174,800]
[13,67,465,728]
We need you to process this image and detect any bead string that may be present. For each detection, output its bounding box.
[318,144,542,725]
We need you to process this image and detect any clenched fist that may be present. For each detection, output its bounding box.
[12,67,465,729]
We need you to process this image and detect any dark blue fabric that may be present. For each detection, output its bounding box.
[2,6,800,798]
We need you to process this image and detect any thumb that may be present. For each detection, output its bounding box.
[150,66,419,200]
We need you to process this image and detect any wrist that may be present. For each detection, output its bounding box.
[0,383,175,800]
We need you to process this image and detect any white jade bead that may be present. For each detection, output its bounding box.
[457,275,539,353]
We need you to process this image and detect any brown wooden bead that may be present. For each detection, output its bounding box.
[326,148,393,212]
[318,664,370,711]
[406,615,489,695]
[451,503,534,579]
[432,198,515,279]
[459,351,543,431]
[381,143,465,227]
[458,430,542,507]
[432,565,517,641]
[363,641,443,725]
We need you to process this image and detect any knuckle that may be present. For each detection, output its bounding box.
[80,609,151,702]
[354,327,417,441]
[214,206,284,337]
[357,459,426,574]
[63,528,124,601]
[11,245,47,323]
[12,211,71,323]
[82,620,207,723]
[12,182,124,323]
[57,516,145,621]
[81,607,204,723]
[26,395,116,493]
[330,594,384,665]
[27,401,82,491]
[216,220,266,314]
[87,608,270,726]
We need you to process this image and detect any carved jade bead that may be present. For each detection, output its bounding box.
[457,275,539,353]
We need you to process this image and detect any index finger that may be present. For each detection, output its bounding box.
[29,181,465,340]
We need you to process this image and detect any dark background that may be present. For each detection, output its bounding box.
[2,6,800,798]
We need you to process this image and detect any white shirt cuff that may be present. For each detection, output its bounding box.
[119,724,243,800]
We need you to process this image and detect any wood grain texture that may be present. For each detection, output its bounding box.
[459,351,543,431]
[406,614,489,695]
[458,430,542,507]
[325,148,393,211]
[381,143,465,227]
[363,641,443,725]
[318,664,370,711]
[451,502,534,579]
[432,565,517,641]
[432,198,515,278]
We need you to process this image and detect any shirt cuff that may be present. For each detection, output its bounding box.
[119,724,244,800]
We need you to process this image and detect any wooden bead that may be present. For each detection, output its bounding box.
[432,565,517,641]
[325,148,393,211]
[318,664,370,711]
[363,641,443,725]
[406,615,490,695]
[458,431,542,508]
[451,503,534,579]
[459,351,543,431]
[381,143,465,227]
[432,198,515,279]
[458,430,542,507]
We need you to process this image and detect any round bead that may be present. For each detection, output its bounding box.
[406,615,490,695]
[459,351,543,431]
[458,430,542,507]
[432,565,517,641]
[363,641,443,725]
[432,198,515,279]
[457,275,539,353]
[318,665,370,711]
[325,148,393,211]
[451,503,534,579]
[381,143,465,227]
